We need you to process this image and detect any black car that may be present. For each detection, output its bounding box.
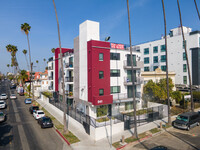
[172,112,200,130]
[10,85,16,89]
[29,106,39,114]
[37,116,53,128]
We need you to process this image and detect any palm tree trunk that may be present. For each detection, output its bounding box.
[177,0,194,111]
[25,54,30,70]
[53,0,68,134]
[27,34,32,98]
[161,0,171,124]
[194,0,200,20]
[126,0,138,138]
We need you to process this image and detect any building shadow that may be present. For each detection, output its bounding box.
[0,123,13,146]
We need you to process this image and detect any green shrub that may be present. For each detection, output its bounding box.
[97,105,108,117]
[193,91,200,101]
[171,91,182,104]
[41,91,53,98]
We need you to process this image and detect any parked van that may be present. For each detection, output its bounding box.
[172,112,200,131]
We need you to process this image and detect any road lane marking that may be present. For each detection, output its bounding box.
[11,100,30,150]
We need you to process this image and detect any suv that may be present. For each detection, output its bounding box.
[29,106,39,114]
[172,112,200,130]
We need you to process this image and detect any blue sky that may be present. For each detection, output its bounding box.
[0,0,199,74]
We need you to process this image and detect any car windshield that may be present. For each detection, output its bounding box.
[0,102,4,104]
[0,112,4,116]
[26,99,31,101]
[11,94,16,96]
[177,115,188,122]
[33,107,39,110]
[38,112,44,114]
[43,118,51,122]
[1,94,6,96]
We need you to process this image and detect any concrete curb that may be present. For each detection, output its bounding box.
[54,126,71,146]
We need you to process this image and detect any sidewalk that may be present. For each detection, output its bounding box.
[36,99,176,150]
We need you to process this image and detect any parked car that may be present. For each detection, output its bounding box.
[24,98,32,104]
[10,84,16,89]
[172,112,200,130]
[0,101,6,109]
[37,116,53,128]
[29,106,39,114]
[0,111,6,122]
[0,94,8,100]
[33,110,45,120]
[10,94,17,99]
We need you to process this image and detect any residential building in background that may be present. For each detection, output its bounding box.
[135,26,200,85]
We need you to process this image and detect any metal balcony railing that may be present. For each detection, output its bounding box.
[48,76,53,80]
[65,62,73,68]
[123,60,144,69]
[65,77,73,82]
[48,66,53,70]
[124,77,144,85]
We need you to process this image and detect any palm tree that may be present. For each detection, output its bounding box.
[52,0,68,134]
[51,48,55,54]
[126,0,138,138]
[36,60,39,71]
[23,49,30,70]
[161,0,171,124]
[43,58,46,70]
[194,0,200,20]
[177,0,194,111]
[19,70,28,88]
[21,23,33,98]
[7,64,10,72]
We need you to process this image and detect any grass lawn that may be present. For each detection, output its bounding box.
[150,128,161,134]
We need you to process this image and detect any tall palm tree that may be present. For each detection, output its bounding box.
[194,0,200,20]
[7,64,10,72]
[51,48,55,54]
[21,23,33,98]
[36,60,39,71]
[43,58,46,70]
[177,0,194,111]
[19,70,28,88]
[52,0,68,134]
[23,49,30,70]
[161,0,171,124]
[126,0,138,138]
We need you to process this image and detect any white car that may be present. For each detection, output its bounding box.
[10,94,17,99]
[33,110,45,120]
[0,94,8,100]
[0,101,6,109]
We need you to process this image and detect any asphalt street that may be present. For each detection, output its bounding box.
[0,80,70,150]
[124,125,200,150]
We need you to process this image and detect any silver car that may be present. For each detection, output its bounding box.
[0,111,6,122]
[0,101,6,109]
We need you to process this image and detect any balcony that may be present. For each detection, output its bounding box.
[65,77,73,82]
[123,60,144,70]
[112,92,141,100]
[65,62,73,69]
[124,77,144,85]
[48,66,53,70]
[48,86,53,90]
[48,76,53,80]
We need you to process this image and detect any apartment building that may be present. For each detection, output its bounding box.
[47,20,144,119]
[135,26,200,85]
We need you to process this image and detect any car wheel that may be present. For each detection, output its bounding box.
[187,126,190,131]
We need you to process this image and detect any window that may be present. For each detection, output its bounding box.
[161,45,166,52]
[127,54,136,66]
[153,46,158,53]
[144,57,149,64]
[183,64,187,72]
[153,56,158,63]
[183,52,186,60]
[161,55,166,62]
[99,53,103,61]
[161,65,166,71]
[111,86,120,94]
[153,66,158,71]
[144,48,149,55]
[169,31,173,37]
[110,69,120,77]
[144,67,149,71]
[99,71,104,79]
[110,53,120,60]
[99,89,104,96]
[183,76,187,84]
[183,40,186,49]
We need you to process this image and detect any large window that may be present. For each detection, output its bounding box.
[153,56,158,63]
[161,65,166,71]
[99,53,103,61]
[110,53,120,60]
[144,67,149,71]
[111,86,120,94]
[153,66,158,71]
[99,89,104,96]
[153,46,158,53]
[99,71,104,79]
[144,57,149,64]
[183,64,187,72]
[127,54,136,66]
[144,48,149,55]
[183,76,187,84]
[161,55,166,62]
[183,52,186,60]
[161,45,166,52]
[110,69,120,77]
